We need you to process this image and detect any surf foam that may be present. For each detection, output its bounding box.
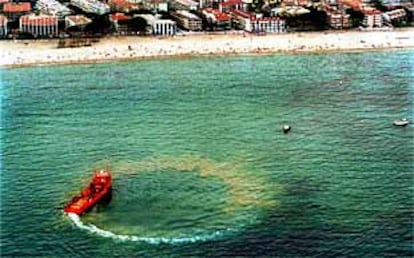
[67,212,229,244]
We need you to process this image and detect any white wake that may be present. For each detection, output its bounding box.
[66,212,229,244]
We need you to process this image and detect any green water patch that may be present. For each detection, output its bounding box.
[79,155,282,242]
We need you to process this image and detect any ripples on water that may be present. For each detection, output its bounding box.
[1,50,413,257]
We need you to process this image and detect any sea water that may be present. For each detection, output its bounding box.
[1,50,413,257]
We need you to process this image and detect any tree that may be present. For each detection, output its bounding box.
[84,15,113,35]
[127,17,148,34]
[371,0,388,12]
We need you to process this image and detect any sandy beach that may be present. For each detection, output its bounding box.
[1,28,413,68]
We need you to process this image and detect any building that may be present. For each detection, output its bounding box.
[270,6,310,17]
[109,12,131,33]
[0,14,8,37]
[143,0,168,12]
[152,19,176,35]
[70,0,110,14]
[250,16,286,33]
[137,14,176,35]
[108,0,140,13]
[65,14,92,30]
[0,0,10,12]
[326,11,351,29]
[232,10,286,32]
[325,0,338,4]
[3,2,31,21]
[121,0,141,3]
[20,14,59,37]
[338,0,363,11]
[171,0,198,10]
[382,8,406,23]
[231,10,252,30]
[170,10,202,30]
[202,8,231,30]
[325,6,351,29]
[219,0,243,12]
[362,9,383,27]
[382,0,402,8]
[36,0,71,19]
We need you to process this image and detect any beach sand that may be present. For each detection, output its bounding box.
[1,28,413,68]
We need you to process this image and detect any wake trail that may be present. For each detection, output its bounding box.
[66,212,229,244]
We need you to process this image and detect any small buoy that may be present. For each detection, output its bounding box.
[282,125,291,134]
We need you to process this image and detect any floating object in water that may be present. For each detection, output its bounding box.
[64,168,112,215]
[392,118,409,126]
[282,125,291,133]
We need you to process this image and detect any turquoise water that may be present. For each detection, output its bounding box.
[1,50,413,257]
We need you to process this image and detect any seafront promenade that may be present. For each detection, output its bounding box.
[1,28,413,67]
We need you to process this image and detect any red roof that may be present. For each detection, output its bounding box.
[109,12,130,21]
[250,16,281,21]
[110,0,139,9]
[220,0,242,6]
[339,0,362,10]
[297,0,308,5]
[204,8,230,21]
[3,2,31,12]
[216,13,229,21]
[362,9,381,14]
[111,0,130,6]
[20,15,58,26]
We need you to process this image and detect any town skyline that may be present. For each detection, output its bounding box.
[0,0,413,39]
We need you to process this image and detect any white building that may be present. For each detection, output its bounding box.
[325,6,351,29]
[171,0,198,10]
[70,0,110,15]
[170,10,202,30]
[36,0,71,19]
[136,14,176,35]
[326,12,351,29]
[382,8,406,23]
[20,14,58,37]
[153,19,176,35]
[65,15,92,29]
[143,0,168,12]
[219,0,244,13]
[250,16,286,33]
[232,10,286,33]
[362,10,383,27]
[202,8,231,29]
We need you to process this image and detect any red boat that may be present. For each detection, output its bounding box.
[64,168,112,215]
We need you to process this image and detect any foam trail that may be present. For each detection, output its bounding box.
[66,213,228,244]
[67,156,279,244]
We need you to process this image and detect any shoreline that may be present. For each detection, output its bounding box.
[1,28,413,68]
[3,46,412,69]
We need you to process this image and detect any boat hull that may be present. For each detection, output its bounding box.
[64,169,112,215]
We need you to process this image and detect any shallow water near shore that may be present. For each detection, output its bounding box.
[1,50,413,257]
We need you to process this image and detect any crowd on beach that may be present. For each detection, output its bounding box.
[1,28,413,67]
